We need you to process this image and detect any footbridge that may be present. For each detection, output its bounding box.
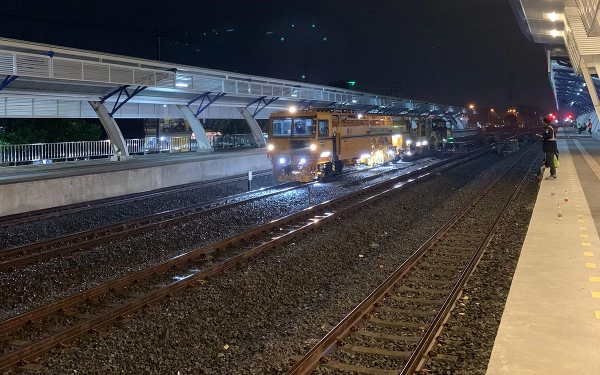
[0,37,466,159]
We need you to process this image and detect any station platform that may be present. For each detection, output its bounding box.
[0,148,271,217]
[487,133,600,374]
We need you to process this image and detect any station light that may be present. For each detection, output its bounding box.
[279,157,286,164]
[299,158,306,164]
[288,106,297,113]
[320,151,331,158]
[309,143,317,151]
[267,144,275,151]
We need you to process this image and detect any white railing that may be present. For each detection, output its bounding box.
[0,134,262,165]
[0,140,112,164]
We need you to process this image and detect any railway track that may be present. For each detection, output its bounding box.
[0,170,274,228]
[0,148,491,373]
[285,142,536,374]
[0,156,458,272]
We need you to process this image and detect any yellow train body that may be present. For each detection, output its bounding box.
[266,108,431,181]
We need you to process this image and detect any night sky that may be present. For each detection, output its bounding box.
[3,0,555,111]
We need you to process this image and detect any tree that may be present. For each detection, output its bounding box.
[0,118,103,144]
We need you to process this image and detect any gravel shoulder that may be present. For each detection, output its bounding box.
[11,149,539,375]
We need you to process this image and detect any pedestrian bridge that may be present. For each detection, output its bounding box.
[0,37,467,159]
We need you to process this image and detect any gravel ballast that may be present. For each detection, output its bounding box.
[4,147,540,374]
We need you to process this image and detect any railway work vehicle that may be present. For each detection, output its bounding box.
[266,107,433,181]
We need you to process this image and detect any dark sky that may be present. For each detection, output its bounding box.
[2,0,555,111]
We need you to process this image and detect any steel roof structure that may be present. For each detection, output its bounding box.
[509,0,600,117]
[0,37,464,120]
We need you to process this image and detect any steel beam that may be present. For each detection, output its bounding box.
[246,96,279,116]
[0,75,18,92]
[188,92,227,117]
[101,85,147,117]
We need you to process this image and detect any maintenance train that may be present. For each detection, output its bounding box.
[266,107,438,181]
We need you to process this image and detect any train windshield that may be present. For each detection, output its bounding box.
[318,120,329,137]
[272,117,316,137]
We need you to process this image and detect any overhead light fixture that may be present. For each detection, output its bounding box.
[551,29,559,37]
[549,12,559,22]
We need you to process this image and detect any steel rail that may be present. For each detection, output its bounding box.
[0,182,301,271]
[284,145,536,375]
[0,169,272,228]
[400,151,536,374]
[0,147,491,373]
[0,151,483,271]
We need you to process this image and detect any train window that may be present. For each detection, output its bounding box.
[318,120,329,137]
[292,117,316,137]
[272,118,292,136]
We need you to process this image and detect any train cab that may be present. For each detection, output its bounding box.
[267,107,431,181]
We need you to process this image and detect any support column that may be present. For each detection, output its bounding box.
[88,101,129,160]
[177,105,213,153]
[580,60,600,128]
[237,107,266,147]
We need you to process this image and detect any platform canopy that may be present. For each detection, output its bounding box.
[0,37,464,120]
[509,0,600,117]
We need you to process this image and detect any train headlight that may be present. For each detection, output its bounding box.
[299,158,306,164]
[279,157,286,164]
[267,144,275,151]
[416,142,422,147]
[422,141,428,146]
[309,143,317,151]
[320,151,331,158]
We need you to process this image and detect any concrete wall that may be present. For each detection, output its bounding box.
[0,151,272,217]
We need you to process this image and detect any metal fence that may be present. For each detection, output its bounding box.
[0,133,261,165]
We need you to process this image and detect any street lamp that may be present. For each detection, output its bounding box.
[488,108,494,124]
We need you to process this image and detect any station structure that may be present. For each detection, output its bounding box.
[0,37,466,159]
[484,1,600,373]
[0,1,599,373]
[0,36,469,216]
